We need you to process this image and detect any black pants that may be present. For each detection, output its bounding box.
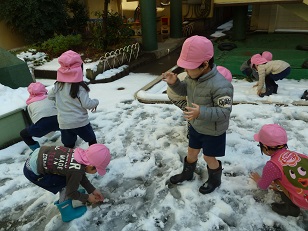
[265,76,278,89]
[20,116,59,146]
[265,67,291,89]
[61,123,97,148]
[23,159,66,194]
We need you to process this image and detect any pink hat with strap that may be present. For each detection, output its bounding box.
[254,124,288,147]
[251,54,268,66]
[217,66,232,82]
[74,144,111,176]
[57,50,83,83]
[261,51,273,61]
[26,82,47,105]
[177,35,214,69]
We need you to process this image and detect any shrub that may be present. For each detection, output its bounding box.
[66,0,89,35]
[0,0,67,43]
[88,11,134,51]
[40,34,82,57]
[0,0,89,44]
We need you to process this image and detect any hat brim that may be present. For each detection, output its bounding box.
[177,58,201,70]
[96,168,106,176]
[26,95,47,105]
[253,133,260,142]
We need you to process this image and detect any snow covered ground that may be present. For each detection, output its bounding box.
[1,37,308,230]
[1,69,308,230]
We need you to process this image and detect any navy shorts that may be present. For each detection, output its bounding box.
[23,159,66,194]
[188,126,226,157]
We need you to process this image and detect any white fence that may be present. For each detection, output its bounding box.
[86,43,140,80]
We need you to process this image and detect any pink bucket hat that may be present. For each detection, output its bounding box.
[26,82,47,105]
[251,54,268,66]
[217,66,232,82]
[261,51,273,61]
[57,50,83,83]
[177,35,214,69]
[254,124,288,147]
[74,144,111,176]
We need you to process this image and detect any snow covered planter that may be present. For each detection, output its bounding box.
[0,108,31,149]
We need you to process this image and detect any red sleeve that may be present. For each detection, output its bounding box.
[257,162,282,190]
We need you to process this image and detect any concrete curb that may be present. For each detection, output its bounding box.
[134,65,308,107]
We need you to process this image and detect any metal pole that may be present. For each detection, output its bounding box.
[139,0,158,51]
[170,0,183,38]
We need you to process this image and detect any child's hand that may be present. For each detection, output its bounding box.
[88,194,99,203]
[184,103,200,120]
[257,89,262,96]
[249,172,260,183]
[162,72,177,85]
[269,182,279,191]
[92,189,104,201]
[90,106,97,112]
[88,190,104,204]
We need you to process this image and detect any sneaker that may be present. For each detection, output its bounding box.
[271,203,300,217]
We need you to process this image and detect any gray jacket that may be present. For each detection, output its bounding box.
[48,83,99,129]
[240,59,259,80]
[27,98,58,124]
[169,65,233,136]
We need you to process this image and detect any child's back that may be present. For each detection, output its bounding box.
[48,50,99,148]
[20,82,59,150]
[50,83,98,129]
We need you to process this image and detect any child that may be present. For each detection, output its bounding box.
[166,66,232,138]
[48,50,99,148]
[250,54,290,97]
[20,82,59,151]
[162,35,234,194]
[250,124,308,217]
[23,144,111,222]
[240,51,273,80]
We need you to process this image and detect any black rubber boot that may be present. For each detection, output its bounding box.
[259,86,274,97]
[199,160,222,194]
[301,90,308,100]
[169,157,197,184]
[272,85,278,94]
[271,192,300,217]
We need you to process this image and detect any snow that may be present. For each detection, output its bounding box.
[210,20,233,38]
[1,50,308,231]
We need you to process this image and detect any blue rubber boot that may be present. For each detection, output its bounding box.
[29,142,40,151]
[72,188,86,208]
[54,199,87,222]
